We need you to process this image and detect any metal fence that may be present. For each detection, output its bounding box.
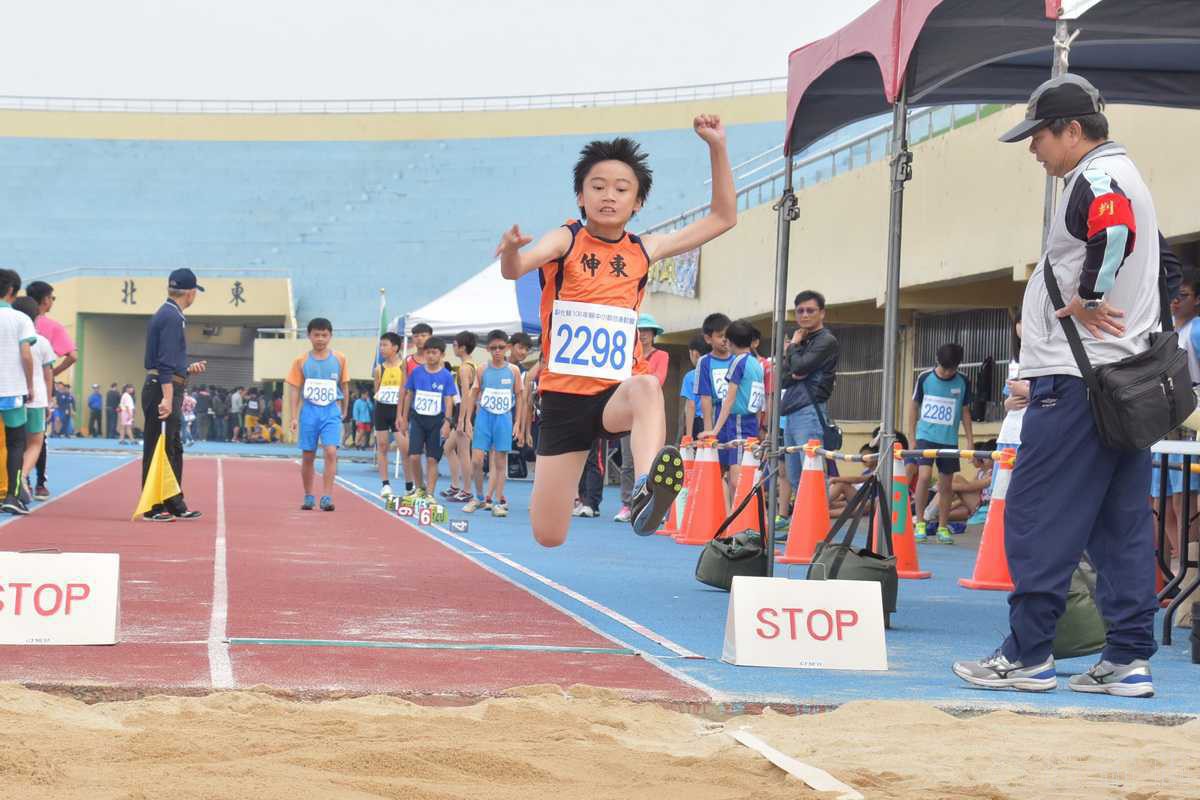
[643,103,1006,236]
[826,324,884,423]
[0,77,787,115]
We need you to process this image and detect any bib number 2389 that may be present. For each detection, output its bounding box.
[549,300,636,382]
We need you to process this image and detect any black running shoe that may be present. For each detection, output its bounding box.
[630,445,685,536]
[143,510,175,522]
[172,509,203,520]
[1,496,30,515]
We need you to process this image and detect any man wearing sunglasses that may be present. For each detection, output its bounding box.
[779,290,839,495]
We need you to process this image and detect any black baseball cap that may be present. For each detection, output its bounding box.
[168,268,205,292]
[999,74,1104,143]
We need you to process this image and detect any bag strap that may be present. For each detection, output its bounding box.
[1043,263,1105,400]
[822,477,874,548]
[712,464,774,541]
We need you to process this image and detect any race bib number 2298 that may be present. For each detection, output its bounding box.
[549,300,636,382]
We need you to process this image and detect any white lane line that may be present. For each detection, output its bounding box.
[0,456,136,530]
[335,476,705,660]
[334,475,721,700]
[208,458,234,688]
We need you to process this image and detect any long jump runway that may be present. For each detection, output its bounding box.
[0,457,705,702]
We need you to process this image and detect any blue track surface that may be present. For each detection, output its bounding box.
[31,444,1200,716]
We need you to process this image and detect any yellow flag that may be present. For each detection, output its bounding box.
[133,429,181,519]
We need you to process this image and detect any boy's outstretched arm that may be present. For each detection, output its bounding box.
[497,225,573,280]
[644,114,736,263]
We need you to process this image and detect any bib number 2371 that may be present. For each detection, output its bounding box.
[549,300,636,382]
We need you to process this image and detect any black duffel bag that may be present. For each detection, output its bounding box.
[1045,261,1195,450]
[806,475,898,628]
[695,474,768,591]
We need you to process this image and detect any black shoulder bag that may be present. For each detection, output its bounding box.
[1043,262,1195,450]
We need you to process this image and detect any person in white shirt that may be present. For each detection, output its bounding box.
[0,270,36,515]
[11,298,55,504]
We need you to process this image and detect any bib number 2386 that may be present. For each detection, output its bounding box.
[549,300,636,382]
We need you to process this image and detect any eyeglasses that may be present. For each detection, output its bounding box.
[795,307,822,316]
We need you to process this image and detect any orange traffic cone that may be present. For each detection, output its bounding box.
[674,440,727,545]
[777,440,829,565]
[724,439,762,537]
[887,444,931,580]
[657,439,691,537]
[960,450,1015,591]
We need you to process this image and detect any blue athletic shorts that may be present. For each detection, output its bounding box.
[472,409,512,454]
[298,408,341,452]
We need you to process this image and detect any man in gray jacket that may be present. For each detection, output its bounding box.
[954,75,1169,698]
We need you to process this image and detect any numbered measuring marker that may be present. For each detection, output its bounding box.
[302,378,338,406]
[549,300,637,382]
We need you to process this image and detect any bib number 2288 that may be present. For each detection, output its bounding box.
[549,300,636,382]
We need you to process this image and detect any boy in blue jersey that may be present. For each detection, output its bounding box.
[909,342,974,544]
[700,320,765,499]
[696,312,736,476]
[465,329,525,517]
[677,334,709,442]
[400,337,458,498]
[286,318,350,511]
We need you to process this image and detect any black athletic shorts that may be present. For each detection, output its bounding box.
[408,413,446,460]
[536,385,624,457]
[373,402,398,432]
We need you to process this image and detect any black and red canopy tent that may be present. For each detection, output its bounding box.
[764,0,1200,567]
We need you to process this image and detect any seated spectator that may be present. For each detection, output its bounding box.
[922,443,995,528]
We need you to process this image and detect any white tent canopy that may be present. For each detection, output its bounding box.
[391,259,541,338]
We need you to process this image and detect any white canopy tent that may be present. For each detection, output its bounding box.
[391,259,542,338]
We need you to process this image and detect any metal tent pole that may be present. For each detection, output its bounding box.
[1041,20,1078,245]
[765,155,798,578]
[875,85,912,558]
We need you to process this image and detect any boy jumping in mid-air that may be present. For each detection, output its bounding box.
[464,329,524,517]
[498,114,736,546]
[286,317,349,511]
[399,337,458,498]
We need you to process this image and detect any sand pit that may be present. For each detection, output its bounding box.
[1,684,1197,799]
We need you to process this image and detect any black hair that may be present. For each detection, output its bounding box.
[380,331,404,349]
[702,313,731,336]
[936,342,964,370]
[454,330,478,354]
[688,333,710,355]
[1011,308,1023,361]
[487,329,509,345]
[1048,112,1109,142]
[423,337,446,353]
[725,320,756,349]
[26,280,53,304]
[307,317,333,333]
[12,296,39,322]
[749,326,762,344]
[411,322,433,336]
[509,331,533,348]
[573,137,653,220]
[0,269,22,297]
[793,290,826,310]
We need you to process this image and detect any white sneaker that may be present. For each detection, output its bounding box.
[577,506,598,518]
[463,498,482,513]
[492,501,508,518]
[613,505,632,523]
[571,504,585,517]
[380,484,394,498]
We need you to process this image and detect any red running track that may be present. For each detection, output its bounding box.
[0,457,705,701]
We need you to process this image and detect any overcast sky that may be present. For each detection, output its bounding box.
[1,0,876,99]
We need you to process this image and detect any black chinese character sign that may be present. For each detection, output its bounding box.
[121,279,137,305]
[230,280,246,307]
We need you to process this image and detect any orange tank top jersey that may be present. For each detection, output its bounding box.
[538,220,651,396]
